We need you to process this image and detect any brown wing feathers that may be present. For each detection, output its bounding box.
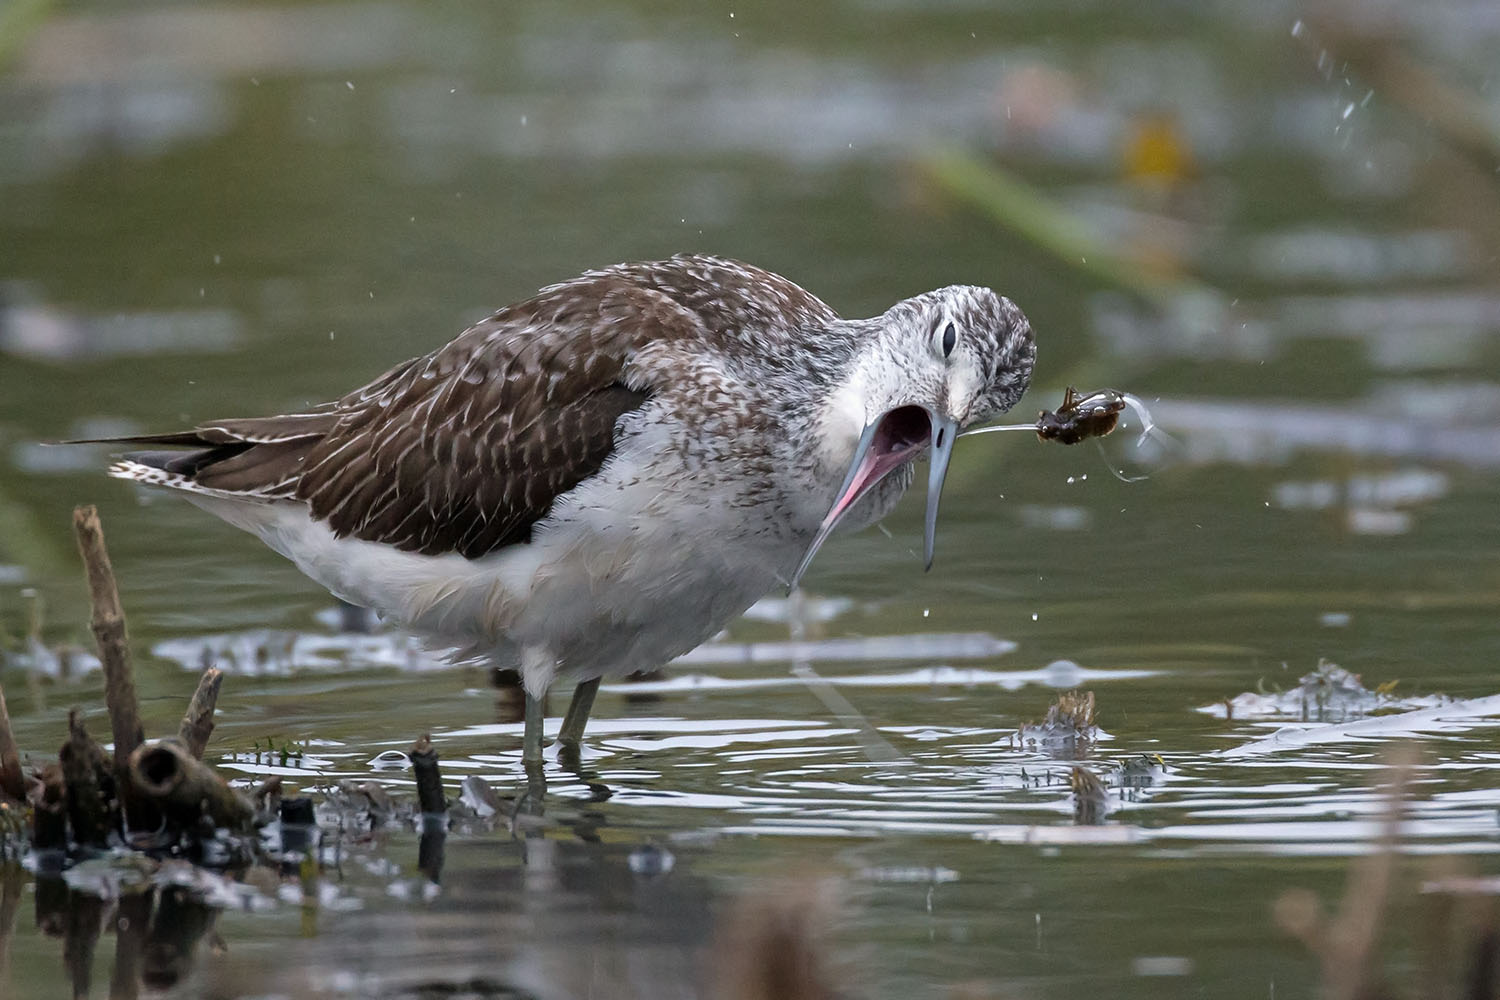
[92,267,716,560]
[92,256,825,560]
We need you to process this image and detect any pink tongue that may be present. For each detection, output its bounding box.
[819,442,920,530]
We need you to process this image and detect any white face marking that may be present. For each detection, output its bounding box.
[947,354,984,422]
[818,378,870,472]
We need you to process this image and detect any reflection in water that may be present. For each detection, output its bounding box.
[22,875,221,999]
[209,837,832,1000]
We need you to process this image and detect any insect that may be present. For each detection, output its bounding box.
[1035,387,1127,446]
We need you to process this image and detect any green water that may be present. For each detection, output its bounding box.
[2,1,1500,997]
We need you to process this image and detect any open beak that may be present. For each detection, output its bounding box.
[790,405,961,589]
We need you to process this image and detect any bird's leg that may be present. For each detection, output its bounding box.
[557,678,600,747]
[519,692,548,803]
[522,692,546,764]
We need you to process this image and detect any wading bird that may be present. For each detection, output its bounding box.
[90,255,1035,767]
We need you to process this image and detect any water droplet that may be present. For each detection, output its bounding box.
[1030,613,1039,622]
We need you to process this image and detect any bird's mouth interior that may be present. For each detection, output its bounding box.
[873,405,932,457]
[819,405,932,536]
[791,403,962,588]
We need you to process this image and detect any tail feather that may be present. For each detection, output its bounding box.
[90,412,336,502]
[121,447,244,477]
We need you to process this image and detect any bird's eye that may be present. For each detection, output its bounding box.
[941,321,957,358]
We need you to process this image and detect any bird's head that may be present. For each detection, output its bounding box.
[793,285,1036,587]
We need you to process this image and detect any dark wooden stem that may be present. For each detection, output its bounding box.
[177,668,223,760]
[71,507,143,787]
[59,709,113,849]
[410,735,446,815]
[29,765,66,853]
[0,684,22,802]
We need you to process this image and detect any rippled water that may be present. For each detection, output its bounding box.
[3,0,1500,997]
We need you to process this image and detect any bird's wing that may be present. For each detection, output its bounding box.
[295,274,714,558]
[102,270,710,559]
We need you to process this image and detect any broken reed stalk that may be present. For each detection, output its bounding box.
[0,683,22,802]
[58,709,113,849]
[71,506,144,788]
[409,735,446,815]
[411,734,448,881]
[177,668,223,760]
[127,741,252,832]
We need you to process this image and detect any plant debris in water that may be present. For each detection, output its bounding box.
[1201,659,1450,722]
[1013,689,1100,753]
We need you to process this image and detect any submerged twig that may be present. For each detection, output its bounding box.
[177,668,223,761]
[71,506,144,793]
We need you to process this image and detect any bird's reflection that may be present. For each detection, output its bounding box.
[213,836,718,999]
[7,804,844,1000]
